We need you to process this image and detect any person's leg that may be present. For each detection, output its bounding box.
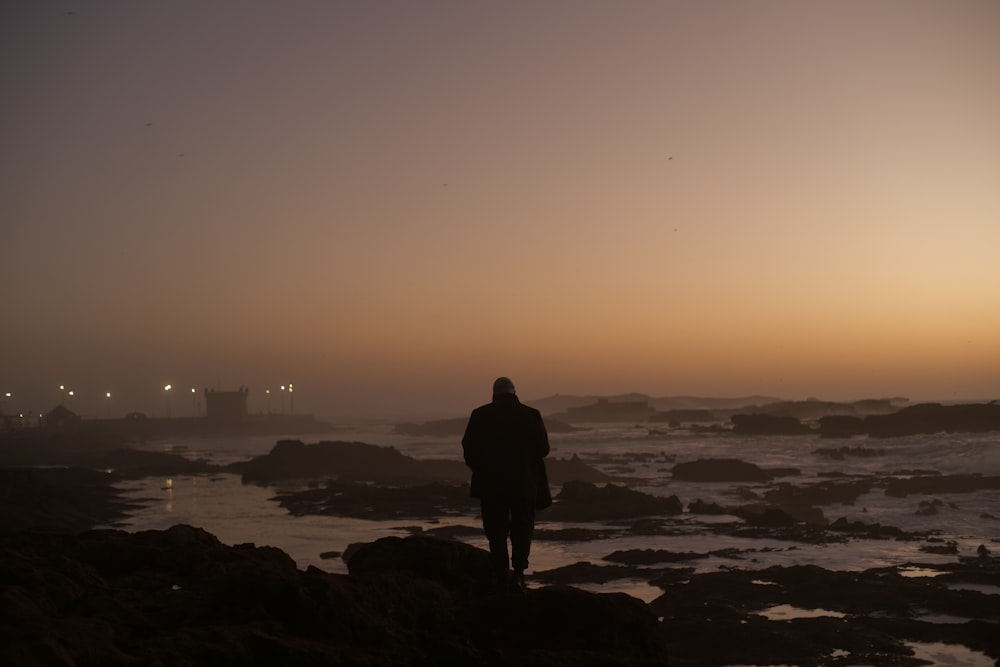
[480,497,511,585]
[509,495,536,574]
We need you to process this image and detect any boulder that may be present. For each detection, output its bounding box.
[864,402,1000,437]
[817,415,867,438]
[671,458,772,483]
[231,439,470,484]
[731,414,812,435]
[545,480,682,521]
[0,527,670,667]
[884,474,1000,497]
[230,440,611,487]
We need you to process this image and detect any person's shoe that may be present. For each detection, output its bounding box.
[492,568,511,593]
[509,570,527,594]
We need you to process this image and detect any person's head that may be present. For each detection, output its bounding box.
[492,376,516,396]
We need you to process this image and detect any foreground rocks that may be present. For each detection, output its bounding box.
[0,527,670,667]
[0,468,140,533]
[650,559,1000,667]
[4,524,995,667]
[2,449,999,666]
[230,439,612,486]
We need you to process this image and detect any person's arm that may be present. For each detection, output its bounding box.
[535,410,550,458]
[462,409,481,469]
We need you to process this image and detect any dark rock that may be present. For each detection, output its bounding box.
[650,561,1000,666]
[0,527,670,667]
[688,498,729,514]
[545,481,682,521]
[730,413,812,435]
[463,585,669,665]
[0,467,140,532]
[884,474,1000,497]
[816,414,868,437]
[734,504,799,526]
[231,440,612,487]
[919,540,958,554]
[231,439,470,485]
[671,458,771,483]
[760,478,875,519]
[547,454,617,485]
[827,517,915,539]
[916,499,945,515]
[394,416,579,436]
[648,409,718,424]
[864,402,1000,437]
[345,533,496,597]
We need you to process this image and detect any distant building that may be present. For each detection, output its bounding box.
[42,404,82,429]
[204,387,248,421]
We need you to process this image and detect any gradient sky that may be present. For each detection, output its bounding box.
[2,1,999,419]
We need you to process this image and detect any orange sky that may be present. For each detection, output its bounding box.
[2,1,998,419]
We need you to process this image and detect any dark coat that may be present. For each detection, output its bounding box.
[462,394,550,505]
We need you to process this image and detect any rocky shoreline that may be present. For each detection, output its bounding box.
[2,435,999,665]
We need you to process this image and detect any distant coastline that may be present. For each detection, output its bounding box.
[1,408,333,439]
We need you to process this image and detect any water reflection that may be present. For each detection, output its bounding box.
[906,641,994,667]
[757,604,845,620]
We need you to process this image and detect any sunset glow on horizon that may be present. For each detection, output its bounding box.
[2,1,998,419]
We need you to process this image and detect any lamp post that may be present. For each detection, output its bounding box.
[164,384,172,418]
[265,388,271,414]
[288,384,294,415]
[2,392,10,416]
[105,392,112,419]
[280,385,287,414]
[191,388,197,417]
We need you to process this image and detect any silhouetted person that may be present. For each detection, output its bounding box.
[462,377,550,592]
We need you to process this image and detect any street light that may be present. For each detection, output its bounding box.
[288,383,294,415]
[105,392,112,418]
[164,384,172,418]
[191,388,197,417]
[265,388,271,414]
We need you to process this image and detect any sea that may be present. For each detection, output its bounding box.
[111,421,1000,666]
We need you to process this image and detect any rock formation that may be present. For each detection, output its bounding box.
[0,526,670,667]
